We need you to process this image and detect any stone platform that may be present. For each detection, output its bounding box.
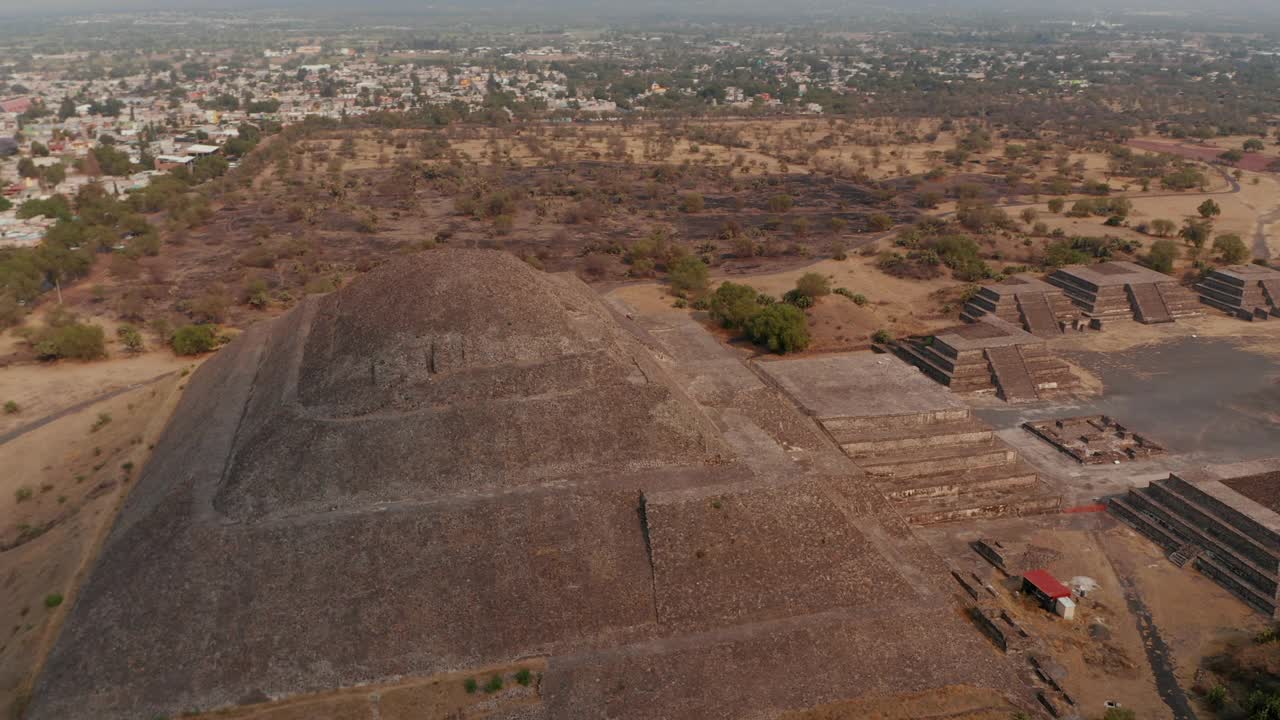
[1109,459,1280,616]
[961,273,1082,337]
[1046,261,1202,326]
[760,353,1062,526]
[890,316,1080,403]
[1196,264,1280,321]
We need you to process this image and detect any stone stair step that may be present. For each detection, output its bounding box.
[1194,553,1279,616]
[832,418,995,457]
[879,461,1040,501]
[896,486,1062,526]
[860,443,1018,479]
[1127,488,1279,592]
[1016,292,1062,336]
[1147,480,1280,566]
[985,345,1039,402]
[1129,283,1172,324]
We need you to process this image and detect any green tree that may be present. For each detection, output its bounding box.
[667,256,709,297]
[1149,218,1176,237]
[1047,198,1065,214]
[707,282,762,329]
[1180,219,1212,248]
[1146,239,1180,273]
[1213,234,1250,264]
[745,303,810,354]
[1198,199,1221,219]
[1245,138,1266,152]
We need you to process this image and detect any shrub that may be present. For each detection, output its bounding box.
[867,213,893,231]
[3,400,18,414]
[1206,685,1228,710]
[872,329,893,344]
[15,487,32,502]
[707,282,763,329]
[794,272,831,299]
[90,412,111,432]
[1146,239,1180,273]
[679,192,704,213]
[745,304,809,354]
[782,289,815,309]
[171,324,219,355]
[463,678,478,694]
[117,324,144,353]
[44,593,63,609]
[767,194,794,213]
[31,321,107,361]
[1047,198,1065,214]
[515,668,532,686]
[667,256,709,297]
[483,674,504,693]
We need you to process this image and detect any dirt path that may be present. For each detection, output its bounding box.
[0,371,175,447]
[1254,205,1280,260]
[1101,532,1199,720]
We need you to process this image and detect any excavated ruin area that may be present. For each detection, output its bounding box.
[30,250,1036,720]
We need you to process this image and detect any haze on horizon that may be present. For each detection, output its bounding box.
[3,0,1280,21]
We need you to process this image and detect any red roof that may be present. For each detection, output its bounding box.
[1023,569,1071,599]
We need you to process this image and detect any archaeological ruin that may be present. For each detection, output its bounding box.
[891,316,1081,403]
[1023,415,1165,465]
[961,273,1083,336]
[1196,264,1280,321]
[761,353,1061,524]
[1046,261,1202,326]
[1109,459,1280,616]
[28,250,1040,720]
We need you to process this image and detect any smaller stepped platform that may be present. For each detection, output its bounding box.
[1047,261,1202,326]
[1197,264,1280,321]
[759,353,1061,526]
[891,316,1080,404]
[961,274,1080,337]
[1109,460,1280,617]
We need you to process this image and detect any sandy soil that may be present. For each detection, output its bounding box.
[0,373,187,715]
[0,351,194,437]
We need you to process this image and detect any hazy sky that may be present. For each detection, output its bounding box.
[2,0,1279,20]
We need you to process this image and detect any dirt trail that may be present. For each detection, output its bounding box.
[1100,531,1199,720]
[0,372,175,446]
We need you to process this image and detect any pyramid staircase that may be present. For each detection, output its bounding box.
[826,410,1061,526]
[1109,475,1280,616]
[1197,269,1280,321]
[985,346,1039,403]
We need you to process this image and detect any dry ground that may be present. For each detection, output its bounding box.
[923,515,1266,720]
[611,253,964,351]
[0,372,187,715]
